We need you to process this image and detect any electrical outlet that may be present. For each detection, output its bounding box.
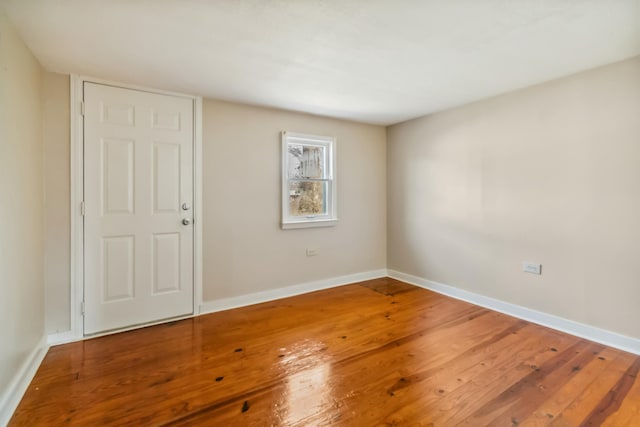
[522,262,542,275]
[306,248,318,257]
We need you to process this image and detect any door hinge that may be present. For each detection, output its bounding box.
[80,101,85,116]
[80,201,86,216]
[81,301,85,316]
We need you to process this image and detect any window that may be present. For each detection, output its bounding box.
[282,131,337,229]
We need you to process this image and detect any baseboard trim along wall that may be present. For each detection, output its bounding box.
[47,330,76,346]
[46,270,389,346]
[200,269,388,315]
[387,269,640,356]
[0,336,49,426]
[46,268,640,357]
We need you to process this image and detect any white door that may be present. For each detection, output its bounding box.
[83,82,194,335]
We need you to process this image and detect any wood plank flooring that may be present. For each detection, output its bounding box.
[10,278,640,426]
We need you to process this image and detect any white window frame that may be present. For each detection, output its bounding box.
[281,131,337,229]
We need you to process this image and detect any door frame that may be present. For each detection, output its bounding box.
[69,75,203,340]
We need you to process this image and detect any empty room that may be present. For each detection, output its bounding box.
[1,1,640,425]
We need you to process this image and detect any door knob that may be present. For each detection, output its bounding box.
[182,218,192,226]
[182,203,191,211]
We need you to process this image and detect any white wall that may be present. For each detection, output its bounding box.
[202,99,387,300]
[42,72,70,334]
[387,56,640,340]
[0,7,44,401]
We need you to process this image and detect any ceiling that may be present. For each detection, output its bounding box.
[2,0,639,125]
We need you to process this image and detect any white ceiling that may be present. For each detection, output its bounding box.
[2,0,639,125]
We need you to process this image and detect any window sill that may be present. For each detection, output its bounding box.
[281,219,338,230]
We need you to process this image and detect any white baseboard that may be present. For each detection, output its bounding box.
[0,336,49,427]
[47,330,79,347]
[46,270,389,346]
[200,269,388,315]
[388,269,640,356]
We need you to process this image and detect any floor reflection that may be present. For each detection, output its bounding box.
[272,339,334,425]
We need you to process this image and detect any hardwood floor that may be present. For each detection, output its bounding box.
[10,278,640,426]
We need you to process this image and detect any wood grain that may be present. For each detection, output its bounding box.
[9,278,640,426]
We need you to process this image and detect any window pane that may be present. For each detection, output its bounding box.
[287,144,325,179]
[289,181,327,216]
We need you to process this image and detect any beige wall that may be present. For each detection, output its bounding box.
[0,9,44,395]
[42,72,70,334]
[202,99,387,300]
[387,56,640,339]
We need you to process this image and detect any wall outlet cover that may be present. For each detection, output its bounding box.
[522,262,542,275]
